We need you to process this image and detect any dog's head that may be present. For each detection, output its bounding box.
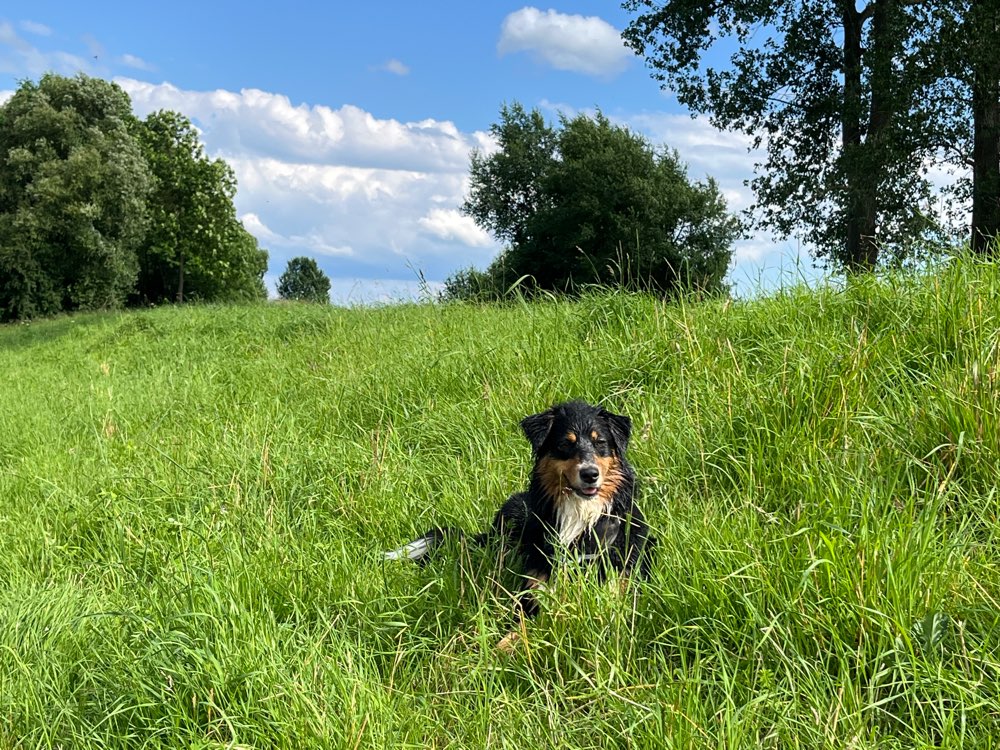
[521,401,632,501]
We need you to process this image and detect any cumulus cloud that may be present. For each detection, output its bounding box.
[119,78,492,173]
[242,212,354,257]
[106,79,501,286]
[627,112,759,192]
[498,7,633,78]
[622,111,806,294]
[418,208,493,247]
[0,23,819,299]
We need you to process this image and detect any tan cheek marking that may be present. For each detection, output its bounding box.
[537,456,578,500]
[596,456,623,502]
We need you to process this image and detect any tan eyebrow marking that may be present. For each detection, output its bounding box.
[566,431,577,443]
[591,430,599,441]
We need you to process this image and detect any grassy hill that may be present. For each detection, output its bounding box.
[2,257,999,748]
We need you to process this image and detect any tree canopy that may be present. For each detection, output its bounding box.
[922,0,1000,254]
[135,110,267,304]
[0,73,267,322]
[0,74,152,320]
[277,256,331,303]
[623,0,1000,270]
[452,104,739,300]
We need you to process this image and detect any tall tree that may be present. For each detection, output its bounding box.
[623,0,937,272]
[462,103,557,249]
[277,256,331,303]
[0,74,151,321]
[136,110,267,303]
[910,0,999,255]
[455,106,739,299]
[963,0,1000,254]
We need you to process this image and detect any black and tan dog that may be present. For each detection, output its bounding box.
[385,401,653,618]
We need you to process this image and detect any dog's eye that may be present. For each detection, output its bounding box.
[594,438,609,448]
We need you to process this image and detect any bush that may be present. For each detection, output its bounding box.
[456,104,741,301]
[277,257,331,303]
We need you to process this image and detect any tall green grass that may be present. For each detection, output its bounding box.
[2,255,999,748]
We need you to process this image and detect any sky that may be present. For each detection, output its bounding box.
[0,1,820,303]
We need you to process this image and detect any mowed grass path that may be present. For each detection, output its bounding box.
[2,258,999,748]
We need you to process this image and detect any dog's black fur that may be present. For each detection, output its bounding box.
[385,401,653,617]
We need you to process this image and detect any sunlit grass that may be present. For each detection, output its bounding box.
[2,254,999,747]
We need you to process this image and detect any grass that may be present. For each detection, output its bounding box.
[1,255,999,748]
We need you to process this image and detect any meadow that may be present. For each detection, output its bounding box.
[1,256,999,748]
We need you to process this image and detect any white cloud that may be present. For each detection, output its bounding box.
[326,277,444,305]
[241,212,354,257]
[621,111,814,294]
[0,89,12,105]
[625,111,763,217]
[498,7,633,78]
[0,25,822,300]
[19,20,52,37]
[120,53,153,71]
[119,78,492,173]
[379,58,410,76]
[108,79,501,286]
[418,208,492,246]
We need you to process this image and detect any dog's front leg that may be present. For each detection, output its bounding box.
[497,567,550,654]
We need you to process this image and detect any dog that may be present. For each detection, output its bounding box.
[385,400,653,619]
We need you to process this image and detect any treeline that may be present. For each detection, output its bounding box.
[622,0,1000,270]
[0,74,267,322]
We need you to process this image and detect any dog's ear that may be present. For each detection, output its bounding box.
[599,408,632,455]
[520,408,555,453]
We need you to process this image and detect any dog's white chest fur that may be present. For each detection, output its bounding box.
[555,497,609,548]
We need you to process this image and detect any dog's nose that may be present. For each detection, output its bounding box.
[579,466,599,484]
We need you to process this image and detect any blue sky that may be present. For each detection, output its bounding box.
[1,2,817,302]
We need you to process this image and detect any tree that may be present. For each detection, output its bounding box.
[277,256,331,303]
[622,1,942,272]
[968,0,1000,254]
[454,105,739,299]
[0,74,151,321]
[135,110,267,303]
[462,103,557,249]
[923,0,1000,254]
[0,74,266,321]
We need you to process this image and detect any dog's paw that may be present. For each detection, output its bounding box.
[496,630,522,654]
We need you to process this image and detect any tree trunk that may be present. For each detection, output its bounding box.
[842,0,900,273]
[860,0,897,270]
[176,249,185,303]
[842,2,866,271]
[971,0,1000,256]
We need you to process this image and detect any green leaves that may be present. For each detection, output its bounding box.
[454,105,739,301]
[0,74,151,321]
[0,74,267,321]
[277,257,332,304]
[623,1,960,271]
[135,110,266,304]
